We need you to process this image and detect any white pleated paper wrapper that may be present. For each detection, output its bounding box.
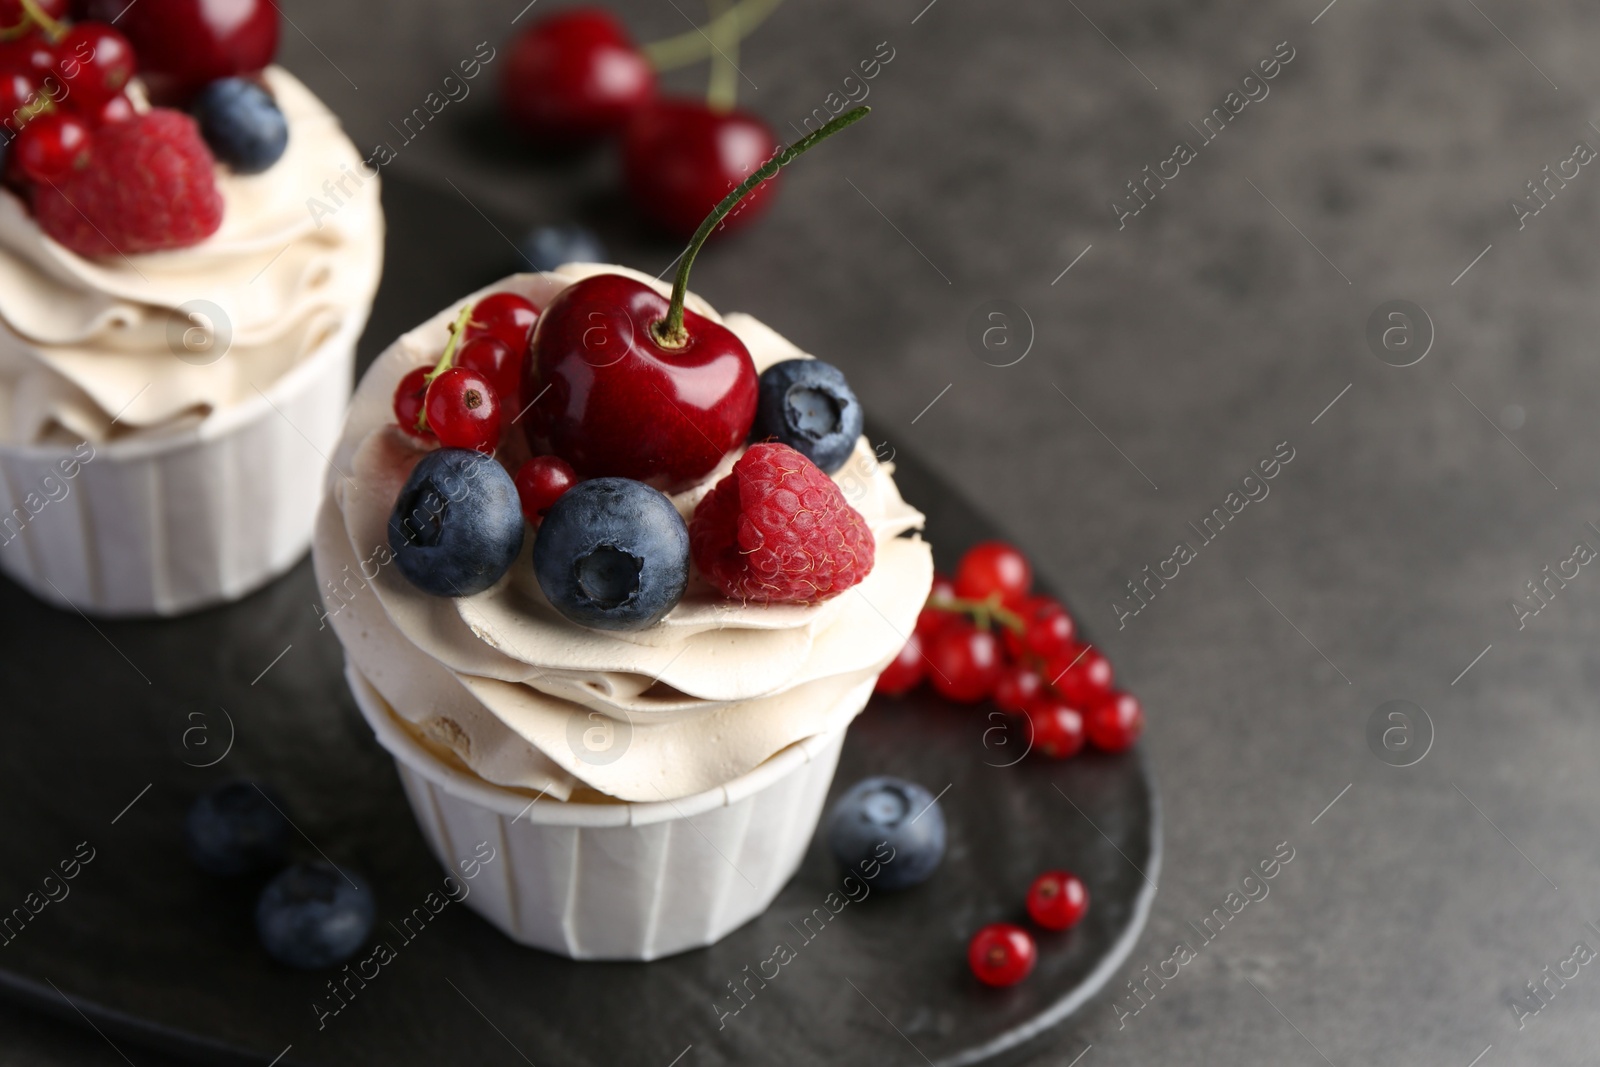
[0,308,367,617]
[347,664,849,961]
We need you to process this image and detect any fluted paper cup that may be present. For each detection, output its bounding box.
[0,308,367,617]
[347,664,848,961]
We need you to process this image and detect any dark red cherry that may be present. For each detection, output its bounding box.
[525,274,758,491]
[622,98,781,238]
[500,6,654,142]
[78,0,278,102]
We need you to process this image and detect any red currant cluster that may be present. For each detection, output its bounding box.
[0,1,135,184]
[500,5,783,239]
[876,541,1145,757]
[968,870,1090,987]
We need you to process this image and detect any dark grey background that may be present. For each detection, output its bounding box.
[7,0,1600,1063]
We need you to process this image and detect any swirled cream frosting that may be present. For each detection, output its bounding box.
[0,67,383,447]
[315,265,933,803]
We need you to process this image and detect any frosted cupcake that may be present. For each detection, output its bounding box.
[313,258,931,959]
[0,2,382,615]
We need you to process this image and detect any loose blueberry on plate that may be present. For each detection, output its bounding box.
[388,449,524,598]
[752,358,863,475]
[184,781,289,876]
[826,776,946,891]
[256,861,374,970]
[520,224,606,273]
[192,77,288,174]
[533,477,689,631]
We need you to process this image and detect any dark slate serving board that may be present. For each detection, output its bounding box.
[0,173,1158,1067]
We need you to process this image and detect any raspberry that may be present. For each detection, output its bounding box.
[33,108,223,257]
[690,442,875,604]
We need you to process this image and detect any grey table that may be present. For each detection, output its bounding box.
[7,0,1600,1063]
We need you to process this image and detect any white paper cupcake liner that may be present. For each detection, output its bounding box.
[0,309,368,617]
[346,664,848,961]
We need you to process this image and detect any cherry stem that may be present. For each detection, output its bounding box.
[704,0,739,113]
[416,305,475,433]
[653,104,870,348]
[15,0,63,40]
[929,594,1026,635]
[642,0,785,72]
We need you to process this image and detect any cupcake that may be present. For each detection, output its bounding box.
[314,264,932,959]
[0,4,383,616]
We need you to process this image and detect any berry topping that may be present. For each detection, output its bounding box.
[13,110,91,183]
[255,862,374,970]
[183,781,289,877]
[968,924,1037,987]
[84,91,134,127]
[1085,691,1144,753]
[0,0,65,29]
[622,99,781,238]
[1027,870,1089,931]
[926,621,1003,703]
[456,336,522,414]
[53,21,135,109]
[501,7,654,142]
[514,454,578,525]
[0,34,57,79]
[392,367,435,441]
[463,292,540,352]
[33,108,222,256]
[192,76,287,174]
[532,477,690,631]
[1024,696,1085,759]
[955,540,1033,606]
[874,630,925,696]
[752,358,864,475]
[690,442,874,605]
[81,0,279,101]
[388,449,525,598]
[424,366,502,454]
[826,776,946,891]
[520,223,606,273]
[0,68,41,133]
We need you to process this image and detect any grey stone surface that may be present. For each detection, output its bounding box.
[9,0,1600,1063]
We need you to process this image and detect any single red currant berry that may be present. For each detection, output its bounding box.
[1025,697,1085,760]
[84,91,134,126]
[876,632,925,696]
[0,36,56,80]
[457,336,522,414]
[513,454,578,525]
[392,366,435,440]
[993,665,1043,713]
[955,540,1033,605]
[929,571,956,603]
[1050,646,1113,708]
[54,23,135,109]
[1027,870,1089,931]
[968,923,1037,987]
[0,69,39,129]
[425,367,502,453]
[14,110,91,182]
[927,623,1004,704]
[1024,599,1077,660]
[1085,692,1144,753]
[915,605,956,641]
[464,292,539,351]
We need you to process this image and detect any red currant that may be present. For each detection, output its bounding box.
[1027,870,1088,931]
[392,367,435,441]
[1050,646,1113,708]
[54,22,135,109]
[875,632,925,696]
[1025,697,1085,759]
[1007,597,1076,661]
[968,923,1037,987]
[0,36,56,80]
[993,665,1043,713]
[13,110,91,182]
[425,368,503,453]
[916,605,956,641]
[0,0,65,29]
[0,68,39,130]
[457,336,522,415]
[927,623,1003,704]
[464,292,539,351]
[84,90,133,126]
[513,454,577,525]
[1085,692,1144,753]
[929,572,955,602]
[955,540,1033,605]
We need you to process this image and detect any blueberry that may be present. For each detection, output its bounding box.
[752,359,863,474]
[533,478,688,631]
[184,781,290,877]
[520,224,607,273]
[826,776,945,891]
[256,862,375,970]
[192,78,289,175]
[389,449,525,598]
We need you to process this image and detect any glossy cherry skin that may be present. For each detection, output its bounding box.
[622,98,781,238]
[501,7,654,142]
[525,274,758,491]
[79,0,278,101]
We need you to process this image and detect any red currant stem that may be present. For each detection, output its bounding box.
[641,0,785,72]
[653,105,870,349]
[704,0,739,113]
[15,0,63,41]
[415,305,475,433]
[928,594,1026,634]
